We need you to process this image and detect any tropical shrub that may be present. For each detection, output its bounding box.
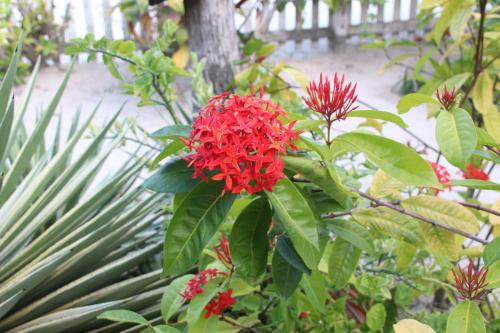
[98,61,499,331]
[0,35,170,333]
[0,0,70,82]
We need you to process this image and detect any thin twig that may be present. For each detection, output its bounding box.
[356,190,487,244]
[459,201,500,217]
[219,315,263,333]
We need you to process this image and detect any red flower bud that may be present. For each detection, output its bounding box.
[452,260,488,301]
[436,86,456,111]
[304,72,358,123]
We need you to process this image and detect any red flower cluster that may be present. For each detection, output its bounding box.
[214,233,234,273]
[428,161,451,195]
[182,91,299,195]
[452,260,488,301]
[304,72,358,123]
[298,311,309,319]
[204,289,236,318]
[436,86,456,111]
[179,268,226,302]
[463,163,489,181]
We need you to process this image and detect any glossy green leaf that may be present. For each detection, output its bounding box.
[272,249,302,298]
[450,179,500,191]
[348,110,408,127]
[276,236,311,275]
[301,270,327,313]
[402,195,480,234]
[282,155,353,208]
[366,303,386,331]
[150,125,191,139]
[486,260,500,289]
[163,181,235,275]
[352,207,424,246]
[151,139,185,168]
[328,238,360,289]
[483,237,500,266]
[325,218,374,254]
[397,93,439,114]
[436,108,477,168]
[144,158,200,193]
[265,177,322,269]
[230,197,272,282]
[446,301,486,333]
[394,319,437,333]
[161,274,195,321]
[97,309,148,325]
[331,132,440,187]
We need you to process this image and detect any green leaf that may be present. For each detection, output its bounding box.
[150,125,191,139]
[347,110,408,127]
[483,237,500,266]
[402,195,480,234]
[301,270,327,313]
[283,67,309,90]
[151,139,185,168]
[450,179,500,191]
[144,158,200,193]
[325,219,374,254]
[370,169,406,198]
[272,248,302,298]
[394,319,437,333]
[331,132,440,187]
[161,274,195,322]
[397,93,439,114]
[328,238,360,289]
[97,309,149,326]
[163,181,235,275]
[0,31,23,119]
[265,178,322,269]
[351,207,424,246]
[366,303,386,331]
[471,150,500,164]
[446,301,486,333]
[153,325,182,333]
[282,155,353,209]
[436,108,477,168]
[276,236,311,275]
[486,260,500,289]
[256,43,277,58]
[230,197,272,282]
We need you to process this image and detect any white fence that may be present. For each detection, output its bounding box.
[45,0,422,47]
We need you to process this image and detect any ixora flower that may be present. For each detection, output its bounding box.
[303,72,358,143]
[204,289,236,318]
[428,161,451,195]
[463,163,489,181]
[436,86,456,111]
[179,235,236,318]
[182,91,299,195]
[452,260,488,301]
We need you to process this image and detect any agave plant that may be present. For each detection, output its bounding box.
[0,34,168,332]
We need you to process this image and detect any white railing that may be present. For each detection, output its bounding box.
[37,0,422,50]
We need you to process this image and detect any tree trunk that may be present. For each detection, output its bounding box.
[184,0,239,93]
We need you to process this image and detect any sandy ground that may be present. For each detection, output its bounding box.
[13,43,499,204]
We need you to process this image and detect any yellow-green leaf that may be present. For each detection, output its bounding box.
[370,169,406,198]
[394,319,436,333]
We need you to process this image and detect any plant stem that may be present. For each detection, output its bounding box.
[220,315,263,333]
[356,190,487,244]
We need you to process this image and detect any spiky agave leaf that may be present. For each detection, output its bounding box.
[0,34,167,332]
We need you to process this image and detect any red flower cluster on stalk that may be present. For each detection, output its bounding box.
[428,161,451,195]
[179,235,237,318]
[463,163,489,181]
[182,91,299,195]
[304,73,358,123]
[436,86,456,111]
[214,233,234,273]
[179,268,226,301]
[452,260,489,301]
[204,289,236,318]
